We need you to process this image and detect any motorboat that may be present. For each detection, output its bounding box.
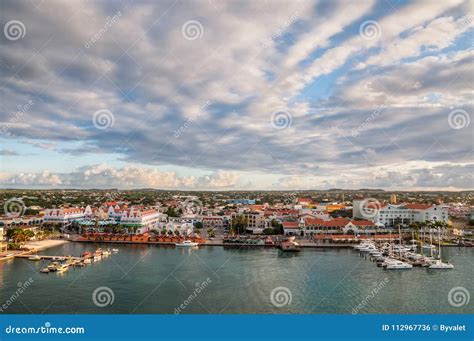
[28,255,42,261]
[354,242,374,251]
[370,251,383,258]
[385,260,413,269]
[359,244,377,252]
[47,262,60,271]
[84,258,92,264]
[112,248,119,253]
[40,268,50,273]
[175,240,199,247]
[56,264,69,273]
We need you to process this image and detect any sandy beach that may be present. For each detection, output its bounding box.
[0,239,69,261]
[22,239,69,251]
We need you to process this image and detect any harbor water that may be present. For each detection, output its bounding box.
[0,243,473,314]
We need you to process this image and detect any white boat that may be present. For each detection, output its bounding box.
[359,245,377,252]
[84,258,92,264]
[429,259,454,269]
[28,255,42,261]
[56,264,69,273]
[47,262,60,271]
[175,240,199,247]
[354,241,374,250]
[422,244,436,249]
[428,227,454,269]
[385,260,413,269]
[370,251,383,257]
[102,250,111,256]
[112,248,119,253]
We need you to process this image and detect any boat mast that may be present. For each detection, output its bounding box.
[430,225,433,258]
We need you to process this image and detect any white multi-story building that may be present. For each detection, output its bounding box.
[43,208,85,224]
[157,222,194,235]
[353,201,448,226]
[119,209,162,233]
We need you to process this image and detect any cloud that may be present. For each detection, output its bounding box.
[0,149,18,155]
[1,165,239,189]
[0,0,472,189]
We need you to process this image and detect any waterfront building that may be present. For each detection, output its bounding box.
[0,215,43,228]
[119,208,162,233]
[282,221,302,235]
[201,216,224,229]
[43,208,85,225]
[352,200,449,226]
[0,227,6,253]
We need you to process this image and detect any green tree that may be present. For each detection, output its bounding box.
[194,221,203,229]
[231,215,248,235]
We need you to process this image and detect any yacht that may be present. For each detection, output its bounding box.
[429,259,454,269]
[428,227,454,269]
[370,251,383,257]
[175,240,199,247]
[385,260,413,269]
[354,242,374,250]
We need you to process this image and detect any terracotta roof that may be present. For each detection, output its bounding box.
[304,218,325,226]
[350,220,375,226]
[282,222,299,229]
[321,218,350,227]
[403,203,433,210]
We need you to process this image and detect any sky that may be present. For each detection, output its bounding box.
[0,0,473,190]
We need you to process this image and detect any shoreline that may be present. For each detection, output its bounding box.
[0,239,69,262]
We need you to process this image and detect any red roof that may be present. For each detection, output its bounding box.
[321,218,350,227]
[304,218,325,226]
[282,222,299,229]
[403,203,432,210]
[351,220,375,226]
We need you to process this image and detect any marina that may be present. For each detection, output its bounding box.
[0,242,472,314]
[14,247,118,274]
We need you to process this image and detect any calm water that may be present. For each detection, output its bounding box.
[0,243,473,314]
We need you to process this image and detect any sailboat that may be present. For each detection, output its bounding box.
[429,226,454,269]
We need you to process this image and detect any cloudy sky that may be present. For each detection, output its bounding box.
[0,0,472,190]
